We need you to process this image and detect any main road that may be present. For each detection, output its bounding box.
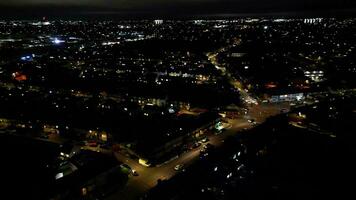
[105,102,289,200]
[105,37,290,200]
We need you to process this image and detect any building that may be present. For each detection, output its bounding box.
[133,112,221,165]
[154,20,164,25]
[270,93,304,103]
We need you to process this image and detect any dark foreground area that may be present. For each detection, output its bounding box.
[146,111,356,200]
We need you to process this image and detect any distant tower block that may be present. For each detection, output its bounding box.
[154,20,164,25]
[304,18,323,24]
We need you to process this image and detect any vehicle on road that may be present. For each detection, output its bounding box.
[199,152,209,159]
[174,164,184,171]
[157,178,167,185]
[280,108,288,113]
[39,134,49,139]
[190,142,201,149]
[214,129,223,135]
[131,169,139,176]
[120,164,132,172]
[202,143,212,150]
[121,163,131,169]
[87,141,98,147]
[200,137,209,143]
[200,147,207,153]
[247,119,255,123]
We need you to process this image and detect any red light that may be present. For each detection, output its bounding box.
[13,72,27,81]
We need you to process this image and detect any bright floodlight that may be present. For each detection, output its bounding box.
[52,38,64,44]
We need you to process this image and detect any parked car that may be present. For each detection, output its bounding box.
[200,137,209,143]
[247,119,255,123]
[174,164,184,171]
[200,147,207,153]
[87,141,98,147]
[199,152,209,159]
[190,142,201,149]
[120,164,132,172]
[39,134,49,139]
[131,169,139,176]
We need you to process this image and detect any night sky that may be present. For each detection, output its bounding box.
[0,0,355,17]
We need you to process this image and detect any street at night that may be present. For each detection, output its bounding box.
[1,1,356,200]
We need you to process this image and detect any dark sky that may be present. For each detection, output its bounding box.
[0,0,355,18]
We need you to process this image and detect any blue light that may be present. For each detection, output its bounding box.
[20,55,34,61]
[52,38,64,45]
[54,38,61,44]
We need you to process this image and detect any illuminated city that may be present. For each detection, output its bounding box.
[1,2,356,200]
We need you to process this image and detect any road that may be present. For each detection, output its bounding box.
[207,39,258,106]
[105,39,290,200]
[105,102,289,200]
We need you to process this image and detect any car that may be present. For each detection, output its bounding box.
[157,178,167,185]
[201,143,214,153]
[88,141,98,147]
[200,147,207,153]
[280,108,288,113]
[131,169,139,176]
[199,152,209,159]
[120,164,132,172]
[182,144,189,152]
[200,137,209,143]
[39,134,49,139]
[191,142,201,149]
[214,129,223,135]
[174,164,184,171]
[247,119,255,123]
